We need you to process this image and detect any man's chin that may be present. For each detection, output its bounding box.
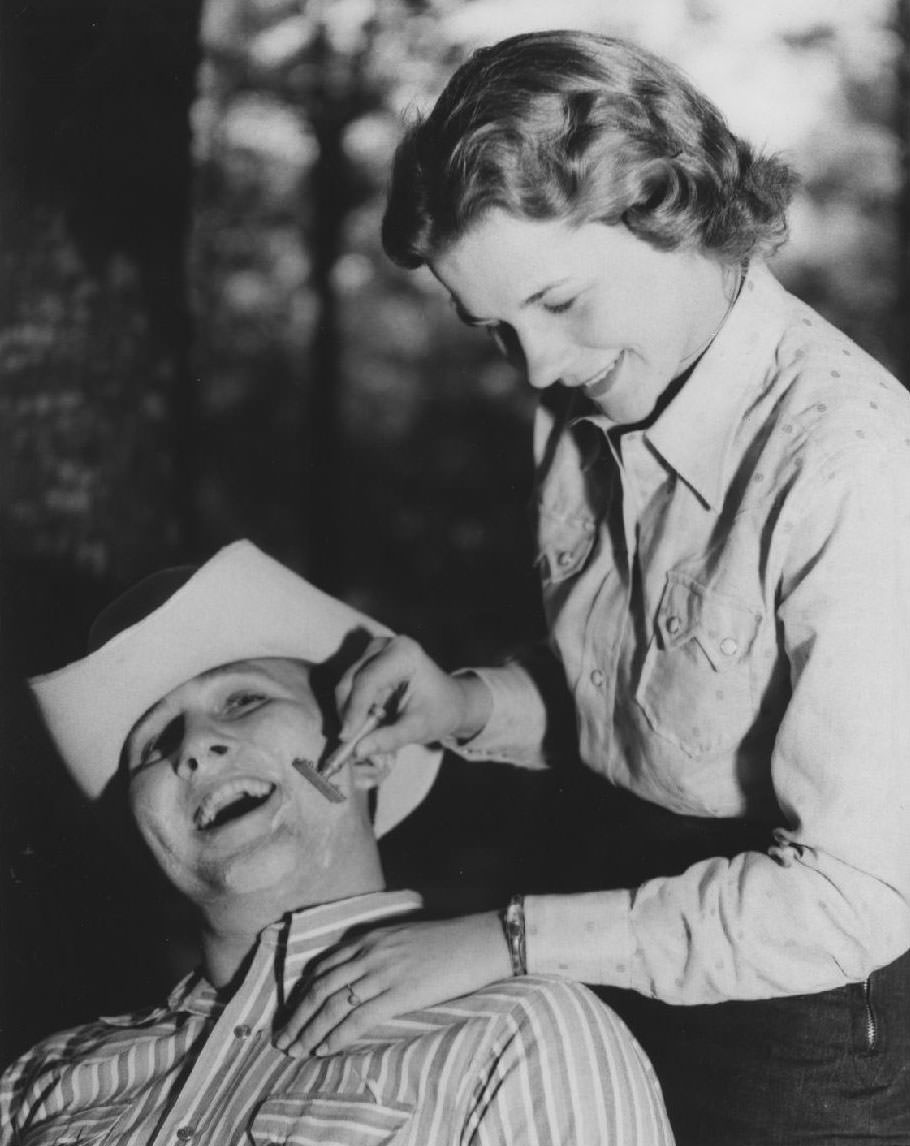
[195,830,302,899]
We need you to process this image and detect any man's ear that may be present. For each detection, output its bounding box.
[350,751,394,791]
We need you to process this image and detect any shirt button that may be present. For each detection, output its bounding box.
[666,615,681,635]
[556,550,573,567]
[720,637,738,656]
[176,1129,195,1142]
[590,669,605,687]
[234,1024,251,1039]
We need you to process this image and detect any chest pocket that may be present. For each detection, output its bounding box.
[248,1092,414,1146]
[536,503,597,587]
[636,573,762,758]
[21,1103,131,1145]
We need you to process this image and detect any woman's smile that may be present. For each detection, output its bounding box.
[430,209,733,426]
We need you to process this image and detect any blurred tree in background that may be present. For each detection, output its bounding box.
[1,0,909,1061]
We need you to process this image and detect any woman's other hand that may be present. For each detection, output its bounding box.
[273,912,511,1058]
[335,635,492,758]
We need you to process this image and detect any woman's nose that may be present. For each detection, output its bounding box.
[509,324,566,390]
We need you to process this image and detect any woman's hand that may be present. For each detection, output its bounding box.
[335,635,492,760]
[274,912,511,1058]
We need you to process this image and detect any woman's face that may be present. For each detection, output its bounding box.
[430,209,728,425]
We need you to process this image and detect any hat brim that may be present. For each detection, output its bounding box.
[28,540,440,838]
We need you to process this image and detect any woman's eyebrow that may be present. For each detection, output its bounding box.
[520,278,572,307]
[452,278,572,325]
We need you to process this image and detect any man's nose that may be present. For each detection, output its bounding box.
[176,722,232,777]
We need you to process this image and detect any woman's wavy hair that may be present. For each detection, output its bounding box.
[382,30,798,268]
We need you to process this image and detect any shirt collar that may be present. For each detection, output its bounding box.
[163,890,423,1019]
[645,260,787,509]
[569,260,788,511]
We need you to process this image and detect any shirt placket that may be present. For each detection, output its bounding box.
[147,932,277,1146]
[603,433,669,776]
[572,434,631,774]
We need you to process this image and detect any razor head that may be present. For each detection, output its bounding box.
[291,757,346,803]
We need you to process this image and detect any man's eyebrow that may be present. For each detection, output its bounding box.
[126,664,276,755]
[452,278,572,325]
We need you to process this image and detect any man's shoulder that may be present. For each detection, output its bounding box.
[2,1001,174,1089]
[421,974,631,1043]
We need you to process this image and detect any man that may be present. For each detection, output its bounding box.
[1,541,673,1145]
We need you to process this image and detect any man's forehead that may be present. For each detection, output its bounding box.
[165,657,312,700]
[126,658,314,747]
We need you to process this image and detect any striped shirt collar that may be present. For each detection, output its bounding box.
[137,890,423,1022]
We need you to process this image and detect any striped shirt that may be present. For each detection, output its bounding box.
[0,891,673,1145]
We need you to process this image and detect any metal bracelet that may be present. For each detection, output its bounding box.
[500,894,527,977]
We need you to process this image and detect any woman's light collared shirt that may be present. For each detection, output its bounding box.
[460,261,910,1004]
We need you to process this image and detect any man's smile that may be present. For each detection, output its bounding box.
[193,775,279,833]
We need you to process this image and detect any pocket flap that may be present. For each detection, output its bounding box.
[657,574,761,670]
[249,1092,414,1146]
[536,504,596,583]
[22,1103,131,1145]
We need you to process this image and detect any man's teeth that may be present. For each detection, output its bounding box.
[194,779,274,830]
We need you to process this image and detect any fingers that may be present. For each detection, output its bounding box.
[335,635,458,754]
[275,959,387,1059]
[336,636,418,737]
[348,712,430,760]
[274,956,358,1053]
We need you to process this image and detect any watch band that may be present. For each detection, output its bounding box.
[500,894,527,977]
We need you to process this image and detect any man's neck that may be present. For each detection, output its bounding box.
[197,867,385,987]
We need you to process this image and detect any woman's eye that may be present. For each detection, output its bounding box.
[544,297,575,315]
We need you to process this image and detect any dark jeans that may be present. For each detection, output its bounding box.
[598,950,910,1146]
[556,778,910,1145]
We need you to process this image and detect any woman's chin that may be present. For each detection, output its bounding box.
[587,358,666,426]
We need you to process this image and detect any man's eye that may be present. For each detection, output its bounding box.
[544,297,575,315]
[137,742,165,771]
[224,692,268,715]
[135,715,184,772]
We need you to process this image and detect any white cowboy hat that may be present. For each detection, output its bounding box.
[28,540,441,838]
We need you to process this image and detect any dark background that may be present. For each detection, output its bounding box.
[1,0,909,1064]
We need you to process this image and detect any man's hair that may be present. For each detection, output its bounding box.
[382,30,797,268]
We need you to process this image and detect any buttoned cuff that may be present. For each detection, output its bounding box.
[440,664,549,769]
[524,890,636,988]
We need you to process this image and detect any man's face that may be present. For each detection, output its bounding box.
[125,658,354,908]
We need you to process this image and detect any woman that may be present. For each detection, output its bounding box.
[276,31,910,1144]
